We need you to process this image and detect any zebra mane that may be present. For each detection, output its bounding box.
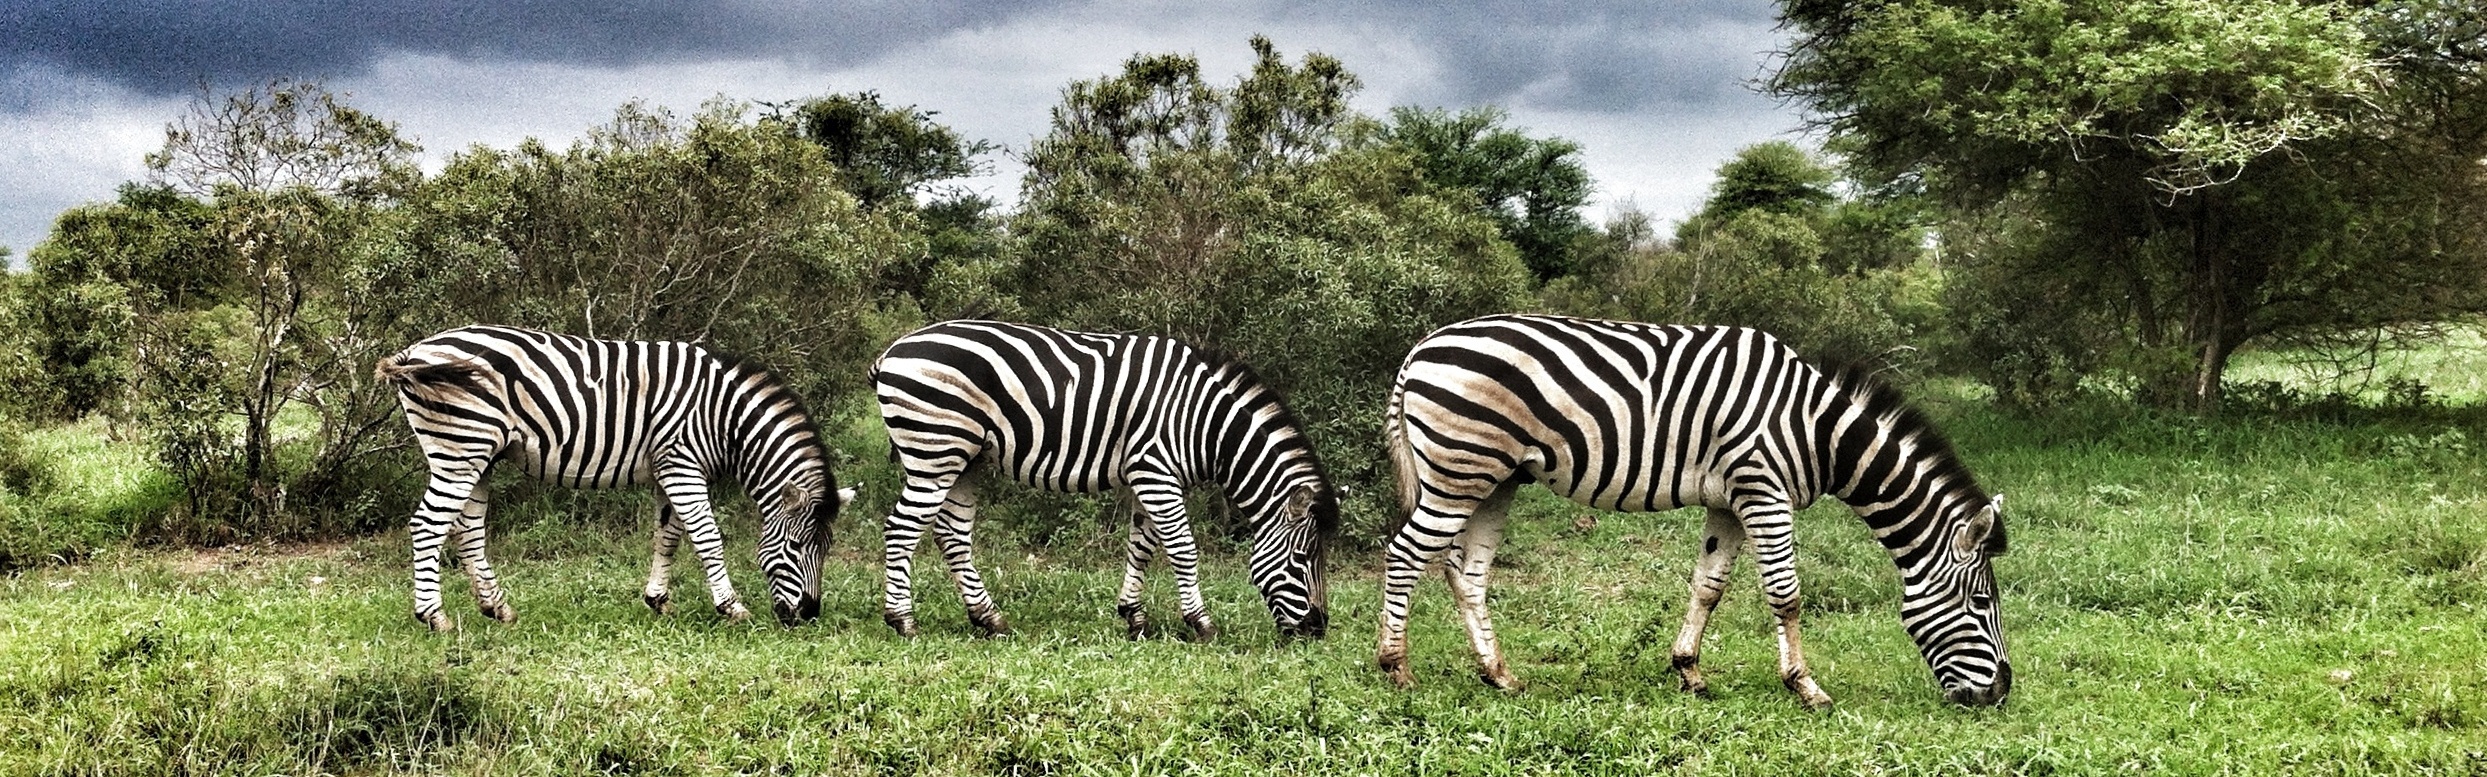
[1820,362,2003,552]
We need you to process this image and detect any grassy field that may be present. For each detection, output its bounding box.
[3,384,2486,774]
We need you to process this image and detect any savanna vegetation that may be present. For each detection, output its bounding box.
[1,1,2483,771]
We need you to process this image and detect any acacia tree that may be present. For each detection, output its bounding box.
[1775,0,2487,410]
[139,79,418,523]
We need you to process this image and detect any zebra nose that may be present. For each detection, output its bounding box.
[1947,663,2011,707]
[1290,607,1329,640]
[774,595,820,626]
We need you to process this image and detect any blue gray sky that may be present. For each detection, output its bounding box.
[0,0,1807,259]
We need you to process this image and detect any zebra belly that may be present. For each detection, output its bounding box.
[1528,458,1725,513]
[501,434,658,490]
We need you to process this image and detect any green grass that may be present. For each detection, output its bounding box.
[4,387,2486,775]
[0,417,181,568]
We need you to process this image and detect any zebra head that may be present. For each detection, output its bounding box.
[1248,481,1335,639]
[761,474,850,626]
[1900,494,2011,706]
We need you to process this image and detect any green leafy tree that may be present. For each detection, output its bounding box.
[15,185,220,421]
[1774,0,2487,410]
[771,91,993,211]
[1375,106,1593,281]
[767,92,1001,305]
[1549,142,1929,366]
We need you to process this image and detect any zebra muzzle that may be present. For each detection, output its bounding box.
[773,595,821,625]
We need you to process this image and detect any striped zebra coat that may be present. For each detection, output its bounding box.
[871,320,1336,640]
[378,325,850,631]
[1377,314,2009,708]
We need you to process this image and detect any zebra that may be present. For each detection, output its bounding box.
[1375,314,2009,708]
[377,325,853,631]
[870,320,1336,641]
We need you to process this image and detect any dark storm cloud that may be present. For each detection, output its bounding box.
[0,1,1075,96]
[4,0,1785,112]
[1297,0,1787,112]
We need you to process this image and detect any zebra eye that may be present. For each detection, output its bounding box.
[1969,593,1994,611]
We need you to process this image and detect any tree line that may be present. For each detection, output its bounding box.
[0,11,2479,558]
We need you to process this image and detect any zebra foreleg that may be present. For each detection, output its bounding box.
[642,501,685,615]
[656,469,750,622]
[1132,480,1215,642]
[451,480,515,624]
[1671,507,1747,696]
[1442,484,1519,690]
[929,477,1008,636]
[1741,500,1833,710]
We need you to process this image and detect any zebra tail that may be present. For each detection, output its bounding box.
[372,353,481,388]
[1383,381,1417,538]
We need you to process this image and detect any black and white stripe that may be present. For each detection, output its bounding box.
[378,325,850,631]
[871,320,1336,640]
[1376,314,2009,707]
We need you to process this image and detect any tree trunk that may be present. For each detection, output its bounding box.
[2182,192,2231,414]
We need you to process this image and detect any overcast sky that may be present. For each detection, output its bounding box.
[0,1,1810,261]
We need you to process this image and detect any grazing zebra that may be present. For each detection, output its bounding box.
[1376,314,2009,708]
[377,325,852,631]
[871,320,1336,640]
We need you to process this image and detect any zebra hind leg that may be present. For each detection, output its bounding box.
[929,477,1008,636]
[409,469,485,632]
[1443,483,1519,690]
[1671,508,1746,696]
[1377,492,1481,688]
[451,481,515,624]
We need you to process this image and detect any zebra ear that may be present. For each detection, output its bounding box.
[1960,499,2004,556]
[1281,484,1317,521]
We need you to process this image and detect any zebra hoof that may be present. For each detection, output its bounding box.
[1479,662,1523,692]
[883,611,917,637]
[1182,613,1218,643]
[416,610,455,632]
[718,601,752,622]
[1673,654,1710,696]
[480,600,517,624]
[1378,655,1415,689]
[1787,675,1833,711]
[1117,603,1148,640]
[970,613,1011,638]
[643,591,673,616]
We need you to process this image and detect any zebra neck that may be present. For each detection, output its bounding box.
[1818,394,1978,551]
